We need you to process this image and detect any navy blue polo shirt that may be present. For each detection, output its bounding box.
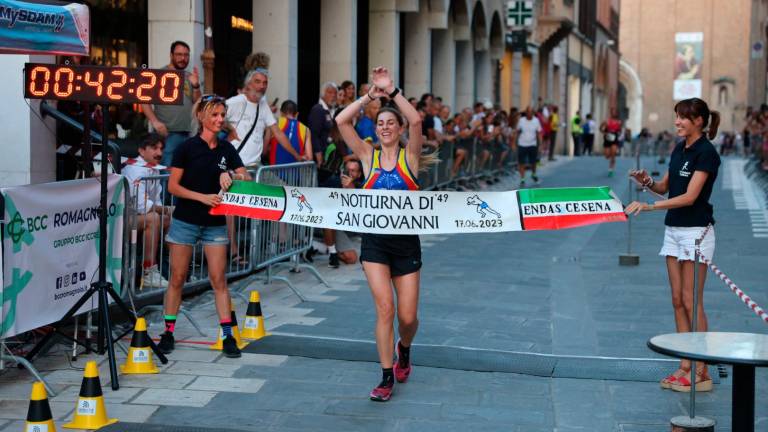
[171,136,244,226]
[664,136,720,227]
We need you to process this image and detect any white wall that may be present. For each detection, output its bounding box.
[0,55,56,187]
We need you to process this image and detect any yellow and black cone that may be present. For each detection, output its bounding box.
[63,361,117,430]
[241,290,270,340]
[210,303,249,350]
[120,317,159,374]
[25,381,57,432]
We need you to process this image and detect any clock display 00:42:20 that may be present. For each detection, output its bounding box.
[23,63,185,105]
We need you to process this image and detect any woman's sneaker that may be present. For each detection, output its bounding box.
[369,382,393,402]
[222,336,242,358]
[393,343,412,383]
[158,332,175,354]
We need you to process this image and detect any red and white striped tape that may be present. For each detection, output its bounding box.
[696,225,768,324]
[702,257,768,324]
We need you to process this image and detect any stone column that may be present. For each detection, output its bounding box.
[403,0,432,97]
[252,0,299,101]
[475,49,492,102]
[432,26,456,109]
[0,55,56,186]
[455,40,474,110]
[369,0,401,85]
[512,51,522,108]
[320,0,357,86]
[148,0,205,72]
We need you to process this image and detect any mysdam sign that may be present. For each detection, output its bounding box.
[1,175,124,338]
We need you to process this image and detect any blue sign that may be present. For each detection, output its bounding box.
[0,0,89,56]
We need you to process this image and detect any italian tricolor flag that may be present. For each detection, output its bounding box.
[518,187,627,230]
[210,181,286,220]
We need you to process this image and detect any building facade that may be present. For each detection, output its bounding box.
[620,0,768,134]
[0,0,622,185]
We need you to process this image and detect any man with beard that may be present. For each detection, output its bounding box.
[142,41,201,166]
[226,68,302,167]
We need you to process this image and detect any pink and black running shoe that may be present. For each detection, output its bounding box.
[369,382,394,402]
[393,341,412,383]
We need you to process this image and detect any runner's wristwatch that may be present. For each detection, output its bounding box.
[388,87,400,99]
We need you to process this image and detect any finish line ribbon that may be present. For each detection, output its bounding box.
[210,182,628,235]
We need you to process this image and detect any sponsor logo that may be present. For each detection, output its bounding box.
[679,161,691,178]
[218,157,227,170]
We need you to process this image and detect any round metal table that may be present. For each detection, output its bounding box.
[648,332,768,432]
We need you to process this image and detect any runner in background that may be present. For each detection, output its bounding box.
[625,97,721,393]
[600,110,622,177]
[335,66,437,402]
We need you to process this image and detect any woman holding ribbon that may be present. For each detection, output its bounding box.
[625,98,721,392]
[336,67,434,401]
[161,94,251,359]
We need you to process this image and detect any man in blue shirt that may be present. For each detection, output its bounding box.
[355,97,380,144]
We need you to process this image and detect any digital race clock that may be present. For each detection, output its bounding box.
[23,63,184,105]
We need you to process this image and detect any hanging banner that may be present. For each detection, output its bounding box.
[1,175,124,338]
[673,32,703,100]
[0,0,89,56]
[211,182,627,235]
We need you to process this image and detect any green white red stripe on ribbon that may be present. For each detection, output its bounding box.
[211,181,627,235]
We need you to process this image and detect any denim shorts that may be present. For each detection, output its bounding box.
[659,226,715,263]
[166,218,229,246]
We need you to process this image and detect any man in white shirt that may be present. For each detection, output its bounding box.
[226,69,305,167]
[515,107,543,187]
[123,133,171,288]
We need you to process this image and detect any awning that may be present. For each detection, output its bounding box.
[0,0,89,56]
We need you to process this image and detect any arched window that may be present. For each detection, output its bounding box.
[718,85,729,106]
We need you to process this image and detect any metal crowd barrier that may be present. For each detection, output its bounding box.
[422,136,516,191]
[126,161,327,326]
[248,162,329,302]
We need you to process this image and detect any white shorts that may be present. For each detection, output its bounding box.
[659,226,715,262]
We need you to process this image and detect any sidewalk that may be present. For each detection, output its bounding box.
[1,156,767,431]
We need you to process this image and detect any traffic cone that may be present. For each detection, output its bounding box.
[63,361,117,430]
[120,317,159,374]
[241,290,270,340]
[210,303,249,350]
[25,381,56,432]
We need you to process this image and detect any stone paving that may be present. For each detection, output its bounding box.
[2,156,767,431]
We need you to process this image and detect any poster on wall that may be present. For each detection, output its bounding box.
[1,175,124,338]
[673,32,703,100]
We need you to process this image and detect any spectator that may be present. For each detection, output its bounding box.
[123,133,171,288]
[338,80,356,110]
[583,113,596,156]
[430,100,444,135]
[536,107,551,160]
[515,107,543,187]
[451,113,477,177]
[358,83,371,98]
[225,69,302,168]
[408,97,418,109]
[331,159,365,266]
[548,106,560,161]
[355,97,380,144]
[571,110,583,156]
[416,101,439,149]
[471,102,485,123]
[268,100,313,165]
[308,81,338,165]
[142,41,201,166]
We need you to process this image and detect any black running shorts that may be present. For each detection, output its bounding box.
[360,234,422,277]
